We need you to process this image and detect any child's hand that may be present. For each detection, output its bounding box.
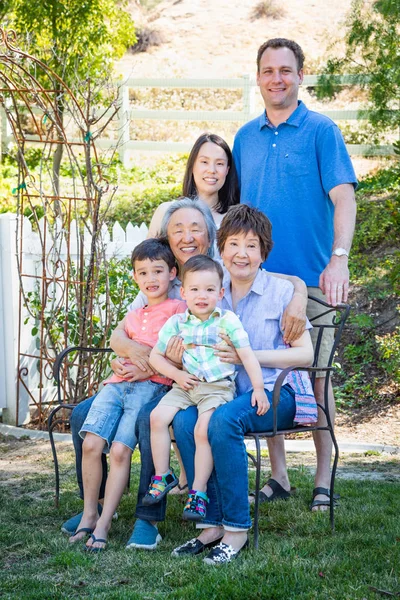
[175,371,199,391]
[251,389,270,416]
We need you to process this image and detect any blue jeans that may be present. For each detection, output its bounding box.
[173,384,296,530]
[134,397,169,522]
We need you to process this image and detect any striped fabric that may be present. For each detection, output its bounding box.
[287,370,318,424]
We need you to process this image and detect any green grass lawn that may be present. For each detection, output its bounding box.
[0,447,399,600]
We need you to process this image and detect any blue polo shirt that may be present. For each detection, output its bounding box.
[233,101,357,286]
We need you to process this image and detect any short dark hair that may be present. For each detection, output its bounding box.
[217,205,273,261]
[181,255,224,287]
[182,133,239,214]
[131,238,176,271]
[257,38,305,72]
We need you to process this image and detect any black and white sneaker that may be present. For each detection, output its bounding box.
[171,536,223,557]
[203,540,249,565]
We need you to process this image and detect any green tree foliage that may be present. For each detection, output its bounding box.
[10,0,136,86]
[5,0,136,197]
[0,0,13,22]
[317,0,400,133]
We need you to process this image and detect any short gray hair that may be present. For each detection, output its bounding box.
[159,196,216,258]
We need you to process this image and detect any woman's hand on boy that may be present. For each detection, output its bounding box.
[213,333,241,364]
[166,336,184,366]
[127,346,155,373]
[110,357,154,381]
[251,389,270,416]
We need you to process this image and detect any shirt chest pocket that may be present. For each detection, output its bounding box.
[248,309,283,351]
[282,150,311,178]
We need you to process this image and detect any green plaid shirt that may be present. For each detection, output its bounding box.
[156,307,250,383]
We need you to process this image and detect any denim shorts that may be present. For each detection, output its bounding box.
[79,380,170,452]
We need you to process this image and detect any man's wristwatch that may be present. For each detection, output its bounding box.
[332,247,349,258]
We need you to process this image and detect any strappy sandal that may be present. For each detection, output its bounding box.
[142,469,179,505]
[310,487,340,511]
[170,482,189,496]
[69,526,93,544]
[182,490,209,522]
[249,478,292,504]
[85,533,107,553]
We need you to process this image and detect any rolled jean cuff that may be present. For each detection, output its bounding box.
[197,518,223,528]
[135,512,164,523]
[223,525,249,533]
[196,523,223,530]
[222,519,251,530]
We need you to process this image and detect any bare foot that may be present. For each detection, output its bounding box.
[196,526,224,545]
[221,530,248,552]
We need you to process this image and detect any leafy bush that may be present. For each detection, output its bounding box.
[104,184,181,228]
[376,326,400,384]
[317,0,400,135]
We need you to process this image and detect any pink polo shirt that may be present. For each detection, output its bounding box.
[105,298,187,386]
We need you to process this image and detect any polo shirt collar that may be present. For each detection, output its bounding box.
[259,100,308,130]
[182,305,222,323]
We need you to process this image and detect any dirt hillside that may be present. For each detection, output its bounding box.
[119,0,353,78]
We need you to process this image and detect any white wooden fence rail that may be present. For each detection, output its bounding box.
[0,212,148,424]
[0,75,397,164]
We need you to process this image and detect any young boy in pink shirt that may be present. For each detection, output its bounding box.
[69,238,186,551]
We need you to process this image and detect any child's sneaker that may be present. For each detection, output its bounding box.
[182,490,209,522]
[142,469,179,505]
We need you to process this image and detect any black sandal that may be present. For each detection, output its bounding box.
[249,478,292,504]
[310,487,340,511]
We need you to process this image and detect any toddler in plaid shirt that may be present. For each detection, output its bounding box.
[143,255,269,521]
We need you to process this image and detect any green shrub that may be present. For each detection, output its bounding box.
[104,183,181,228]
[376,325,400,384]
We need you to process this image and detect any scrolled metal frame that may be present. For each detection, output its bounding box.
[246,295,351,548]
[0,28,121,428]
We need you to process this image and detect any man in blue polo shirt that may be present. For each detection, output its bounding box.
[233,38,357,511]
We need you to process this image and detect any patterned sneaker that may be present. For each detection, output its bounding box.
[125,519,162,551]
[142,469,179,505]
[203,539,249,565]
[171,535,223,557]
[182,490,209,522]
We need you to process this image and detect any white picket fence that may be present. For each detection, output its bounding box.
[0,212,149,424]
